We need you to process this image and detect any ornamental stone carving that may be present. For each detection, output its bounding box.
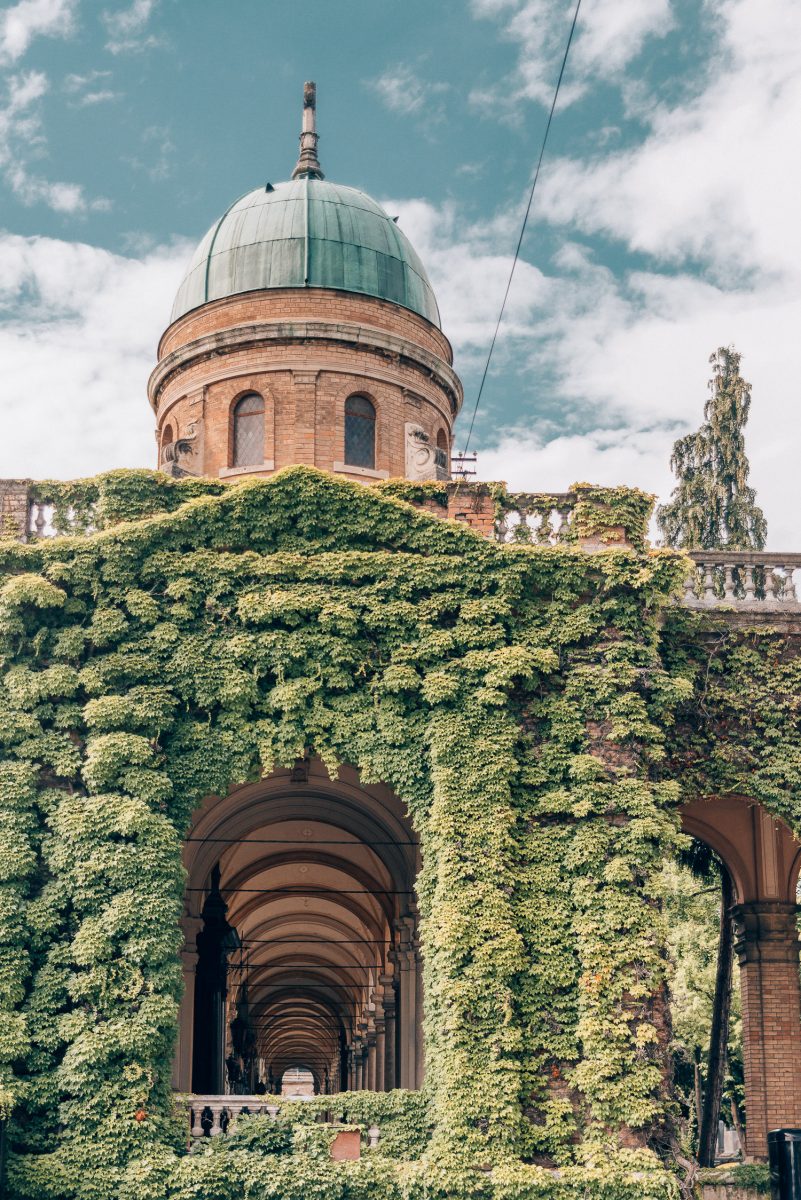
[405,423,448,482]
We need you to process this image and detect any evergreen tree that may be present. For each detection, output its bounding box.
[657,346,767,549]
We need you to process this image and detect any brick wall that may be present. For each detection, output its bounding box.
[150,290,459,484]
[734,902,801,1158]
[158,288,454,365]
[0,479,31,539]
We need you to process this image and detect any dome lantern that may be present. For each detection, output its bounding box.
[291,80,324,181]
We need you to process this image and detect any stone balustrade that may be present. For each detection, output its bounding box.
[495,491,576,544]
[5,477,801,617]
[189,1094,280,1138]
[684,551,801,611]
[187,1095,381,1148]
[26,498,57,539]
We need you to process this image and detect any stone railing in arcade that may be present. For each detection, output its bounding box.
[189,1095,280,1139]
[187,1094,381,1149]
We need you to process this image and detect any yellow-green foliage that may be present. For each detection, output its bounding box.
[660,611,801,826]
[2,465,788,1200]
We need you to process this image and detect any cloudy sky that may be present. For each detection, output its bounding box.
[0,0,798,544]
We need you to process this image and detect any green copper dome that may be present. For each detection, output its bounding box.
[170,178,441,327]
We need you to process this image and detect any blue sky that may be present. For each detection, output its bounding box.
[1,0,799,544]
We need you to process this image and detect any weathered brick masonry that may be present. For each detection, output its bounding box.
[148,289,463,484]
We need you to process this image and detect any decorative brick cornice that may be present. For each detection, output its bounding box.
[732,900,800,965]
[148,319,463,415]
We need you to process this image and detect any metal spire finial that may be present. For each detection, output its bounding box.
[291,81,325,180]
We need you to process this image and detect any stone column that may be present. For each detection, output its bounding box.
[374,1015,386,1094]
[414,944,425,1088]
[174,915,203,1091]
[733,901,801,1159]
[354,1041,364,1091]
[366,1029,377,1092]
[395,918,420,1090]
[381,976,397,1091]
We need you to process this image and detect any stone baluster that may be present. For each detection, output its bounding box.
[208,1103,225,1136]
[33,503,46,538]
[765,566,780,603]
[368,1124,380,1148]
[723,564,737,602]
[683,565,699,604]
[786,565,799,603]
[190,1105,204,1139]
[702,561,716,603]
[495,512,509,542]
[265,1104,279,1119]
[742,565,757,604]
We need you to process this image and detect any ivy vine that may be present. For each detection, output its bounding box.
[0,466,793,1199]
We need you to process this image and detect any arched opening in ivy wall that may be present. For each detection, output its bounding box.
[670,796,801,1162]
[180,760,422,1098]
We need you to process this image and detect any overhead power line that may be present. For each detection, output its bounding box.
[185,887,414,895]
[184,837,418,846]
[461,0,584,458]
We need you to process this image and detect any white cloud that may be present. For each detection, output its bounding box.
[537,0,801,279]
[123,122,174,181]
[389,197,548,360]
[63,69,118,105]
[0,70,110,212]
[0,232,191,478]
[469,0,674,112]
[383,0,800,549]
[101,0,159,53]
[370,64,449,118]
[389,198,800,548]
[74,88,117,106]
[0,0,76,65]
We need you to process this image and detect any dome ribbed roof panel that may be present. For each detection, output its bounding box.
[171,179,440,327]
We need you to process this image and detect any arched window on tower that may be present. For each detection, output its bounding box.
[435,428,449,480]
[161,424,174,465]
[344,395,376,470]
[232,393,265,468]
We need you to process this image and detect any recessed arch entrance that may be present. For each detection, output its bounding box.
[176,758,423,1098]
[679,794,801,1159]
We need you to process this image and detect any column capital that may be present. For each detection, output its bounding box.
[732,901,800,965]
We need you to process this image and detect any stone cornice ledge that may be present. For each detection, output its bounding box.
[148,320,464,415]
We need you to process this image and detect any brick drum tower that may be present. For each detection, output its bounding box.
[149,82,462,485]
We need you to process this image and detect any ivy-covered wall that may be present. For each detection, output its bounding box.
[0,466,795,1200]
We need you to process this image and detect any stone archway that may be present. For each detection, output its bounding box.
[680,795,801,1159]
[175,757,423,1098]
